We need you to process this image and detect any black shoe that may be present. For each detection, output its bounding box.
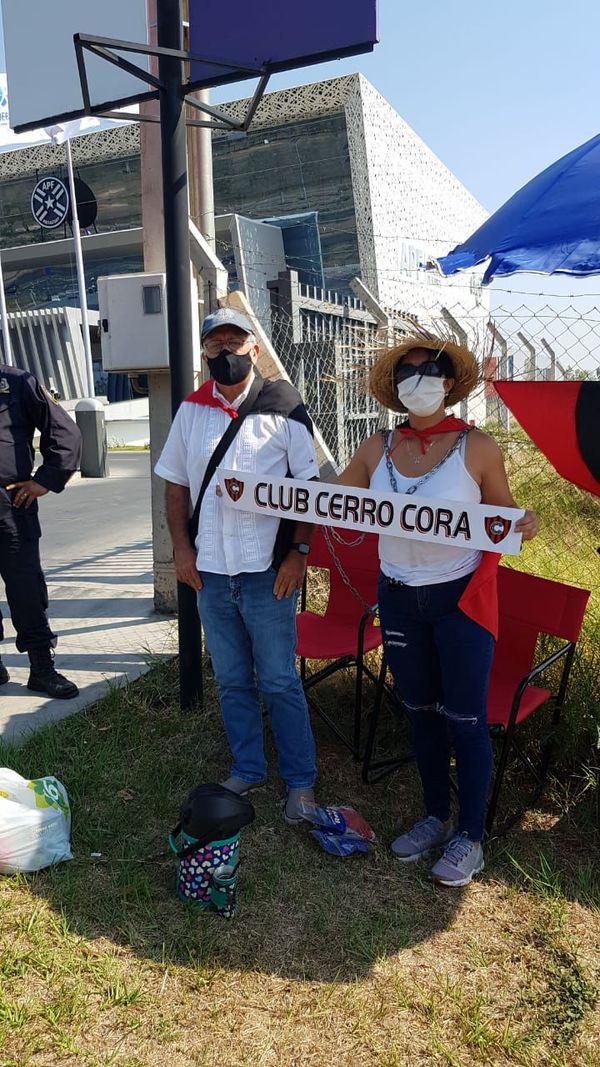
[0,658,9,685]
[27,648,79,700]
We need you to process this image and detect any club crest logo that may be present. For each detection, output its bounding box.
[225,477,244,501]
[485,515,512,544]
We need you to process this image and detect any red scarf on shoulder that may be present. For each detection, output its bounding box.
[185,380,239,418]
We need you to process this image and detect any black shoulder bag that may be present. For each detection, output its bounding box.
[188,375,264,546]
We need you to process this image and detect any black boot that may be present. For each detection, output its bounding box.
[27,648,79,699]
[0,656,8,685]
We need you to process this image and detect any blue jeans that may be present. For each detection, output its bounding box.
[378,572,494,841]
[197,568,316,789]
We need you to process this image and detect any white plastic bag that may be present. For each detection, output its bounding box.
[0,767,72,874]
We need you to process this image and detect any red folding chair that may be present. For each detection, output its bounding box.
[297,526,386,758]
[485,567,590,833]
[362,567,590,832]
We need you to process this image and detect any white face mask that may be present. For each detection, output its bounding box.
[396,375,447,416]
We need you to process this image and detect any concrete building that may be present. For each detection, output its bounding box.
[213,74,489,328]
[0,74,488,323]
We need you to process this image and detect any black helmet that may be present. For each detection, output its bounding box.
[173,783,255,854]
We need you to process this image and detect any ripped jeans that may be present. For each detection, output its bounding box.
[377,572,495,841]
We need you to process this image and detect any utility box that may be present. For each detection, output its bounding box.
[98,271,200,372]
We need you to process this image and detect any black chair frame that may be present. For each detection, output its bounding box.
[485,640,576,834]
[362,640,577,834]
[360,657,413,783]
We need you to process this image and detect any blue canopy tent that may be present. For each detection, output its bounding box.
[437,132,600,500]
[438,132,600,283]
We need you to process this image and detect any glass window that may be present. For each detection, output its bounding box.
[213,113,360,294]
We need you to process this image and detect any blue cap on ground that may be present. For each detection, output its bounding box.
[201,307,255,341]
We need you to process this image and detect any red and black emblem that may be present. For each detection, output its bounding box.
[224,477,244,501]
[485,515,512,544]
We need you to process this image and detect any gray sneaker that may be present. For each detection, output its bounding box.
[283,787,315,825]
[430,833,484,887]
[391,816,453,862]
[221,776,266,796]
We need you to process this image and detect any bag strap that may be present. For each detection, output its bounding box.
[188,373,264,542]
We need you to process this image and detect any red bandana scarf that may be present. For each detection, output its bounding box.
[392,415,470,455]
[185,379,239,418]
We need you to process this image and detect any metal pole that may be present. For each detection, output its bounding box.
[0,250,13,366]
[191,90,215,247]
[65,138,95,396]
[187,86,216,373]
[157,0,203,710]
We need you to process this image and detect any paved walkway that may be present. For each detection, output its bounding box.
[0,453,176,743]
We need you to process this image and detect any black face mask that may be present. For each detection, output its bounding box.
[207,349,253,386]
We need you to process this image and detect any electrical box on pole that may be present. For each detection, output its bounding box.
[98,271,200,374]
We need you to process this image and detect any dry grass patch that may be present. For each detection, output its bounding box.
[0,658,598,1067]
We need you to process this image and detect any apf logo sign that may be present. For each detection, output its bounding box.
[31,177,70,229]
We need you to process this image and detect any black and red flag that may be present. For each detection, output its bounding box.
[494,380,600,498]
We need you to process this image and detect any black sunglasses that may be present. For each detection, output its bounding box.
[394,360,446,383]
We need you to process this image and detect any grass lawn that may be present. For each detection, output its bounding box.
[0,654,599,1067]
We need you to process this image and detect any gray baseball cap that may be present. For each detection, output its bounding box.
[201,307,255,341]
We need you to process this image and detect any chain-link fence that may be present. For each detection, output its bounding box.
[271,294,383,468]
[270,286,600,470]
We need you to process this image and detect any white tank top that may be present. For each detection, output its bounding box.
[370,431,482,586]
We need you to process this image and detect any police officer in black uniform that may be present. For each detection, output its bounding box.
[0,363,82,698]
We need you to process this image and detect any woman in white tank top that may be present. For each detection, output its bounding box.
[338,330,539,887]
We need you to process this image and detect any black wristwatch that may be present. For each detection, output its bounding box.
[291,542,311,555]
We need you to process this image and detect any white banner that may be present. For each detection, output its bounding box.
[216,470,524,556]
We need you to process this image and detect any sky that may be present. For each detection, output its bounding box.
[210,0,600,216]
[1,1,599,213]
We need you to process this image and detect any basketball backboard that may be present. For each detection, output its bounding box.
[188,0,378,91]
[2,0,149,132]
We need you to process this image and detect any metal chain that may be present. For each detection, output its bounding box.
[322,526,373,613]
[328,526,366,548]
[382,428,470,496]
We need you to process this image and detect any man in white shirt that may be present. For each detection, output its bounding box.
[155,308,317,823]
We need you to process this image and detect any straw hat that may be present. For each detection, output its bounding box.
[369,326,481,414]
